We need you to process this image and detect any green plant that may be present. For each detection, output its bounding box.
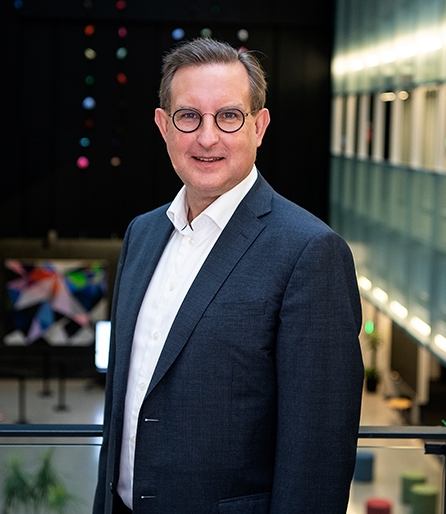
[3,450,76,514]
[364,365,380,392]
[364,365,380,380]
[363,328,382,391]
[3,456,33,513]
[367,330,382,368]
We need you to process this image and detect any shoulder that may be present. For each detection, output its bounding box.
[124,203,171,237]
[244,174,352,261]
[117,203,173,265]
[271,193,352,263]
[252,175,338,239]
[271,191,332,235]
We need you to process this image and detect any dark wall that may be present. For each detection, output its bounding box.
[2,0,334,239]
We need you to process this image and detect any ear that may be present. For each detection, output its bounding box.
[254,108,271,148]
[154,108,170,142]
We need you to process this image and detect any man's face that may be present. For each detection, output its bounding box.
[155,62,270,218]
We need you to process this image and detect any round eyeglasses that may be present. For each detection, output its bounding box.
[169,108,256,133]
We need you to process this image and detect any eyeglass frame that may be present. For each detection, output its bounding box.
[168,107,258,134]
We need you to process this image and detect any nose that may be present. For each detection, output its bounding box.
[196,113,220,147]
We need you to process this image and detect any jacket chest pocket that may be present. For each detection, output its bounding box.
[203,300,267,318]
[215,492,270,513]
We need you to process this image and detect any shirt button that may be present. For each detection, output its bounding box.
[153,332,159,340]
[131,435,136,444]
[169,282,176,291]
[189,237,195,245]
[139,382,146,391]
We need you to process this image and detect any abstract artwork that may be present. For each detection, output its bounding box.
[4,259,108,346]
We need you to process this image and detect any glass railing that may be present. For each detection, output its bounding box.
[352,426,446,514]
[0,425,445,514]
[0,425,102,514]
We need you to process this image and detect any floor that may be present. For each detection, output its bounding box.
[0,376,106,426]
[0,376,443,513]
[0,376,399,427]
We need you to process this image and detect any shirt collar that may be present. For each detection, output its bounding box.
[167,165,258,231]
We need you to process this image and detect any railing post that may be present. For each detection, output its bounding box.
[418,441,445,514]
[16,375,28,424]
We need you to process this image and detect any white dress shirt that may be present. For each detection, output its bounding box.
[117,166,258,508]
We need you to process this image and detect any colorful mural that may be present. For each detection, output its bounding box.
[4,259,108,346]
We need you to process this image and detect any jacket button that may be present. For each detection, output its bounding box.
[109,482,115,494]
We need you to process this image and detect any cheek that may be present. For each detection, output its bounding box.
[166,134,186,162]
[234,135,258,161]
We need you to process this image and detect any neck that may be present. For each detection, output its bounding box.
[186,194,219,223]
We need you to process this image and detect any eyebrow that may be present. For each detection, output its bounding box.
[174,104,246,112]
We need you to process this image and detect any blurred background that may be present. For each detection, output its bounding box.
[0,0,334,380]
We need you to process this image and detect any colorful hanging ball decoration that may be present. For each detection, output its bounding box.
[82,96,96,110]
[172,28,185,41]
[117,73,127,85]
[237,29,249,42]
[76,156,90,169]
[84,48,97,60]
[116,47,128,60]
[84,24,95,36]
[118,26,128,38]
[200,28,212,38]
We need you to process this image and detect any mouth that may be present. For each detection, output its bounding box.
[193,157,224,162]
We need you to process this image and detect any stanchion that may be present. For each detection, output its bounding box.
[53,363,69,412]
[16,375,29,424]
[40,349,52,397]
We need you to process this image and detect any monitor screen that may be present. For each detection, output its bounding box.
[95,320,111,372]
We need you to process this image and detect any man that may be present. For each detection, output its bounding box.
[94,38,363,514]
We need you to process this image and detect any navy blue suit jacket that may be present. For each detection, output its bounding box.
[94,174,364,514]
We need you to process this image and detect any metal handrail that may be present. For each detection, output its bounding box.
[0,424,445,439]
[359,425,446,440]
[0,424,103,437]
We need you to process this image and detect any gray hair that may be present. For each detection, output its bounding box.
[159,38,267,113]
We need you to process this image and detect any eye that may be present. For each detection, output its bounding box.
[218,110,242,121]
[178,110,200,120]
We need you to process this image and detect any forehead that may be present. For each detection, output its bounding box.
[170,62,251,108]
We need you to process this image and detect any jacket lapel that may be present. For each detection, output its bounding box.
[146,175,273,396]
[114,210,174,398]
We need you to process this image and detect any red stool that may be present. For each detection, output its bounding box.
[366,498,392,514]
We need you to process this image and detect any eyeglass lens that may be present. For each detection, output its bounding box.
[172,108,246,133]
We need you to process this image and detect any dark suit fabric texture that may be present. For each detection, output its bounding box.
[94,174,364,514]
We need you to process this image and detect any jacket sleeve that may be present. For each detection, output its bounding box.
[270,230,363,513]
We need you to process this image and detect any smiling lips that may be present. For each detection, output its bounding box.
[194,156,223,162]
